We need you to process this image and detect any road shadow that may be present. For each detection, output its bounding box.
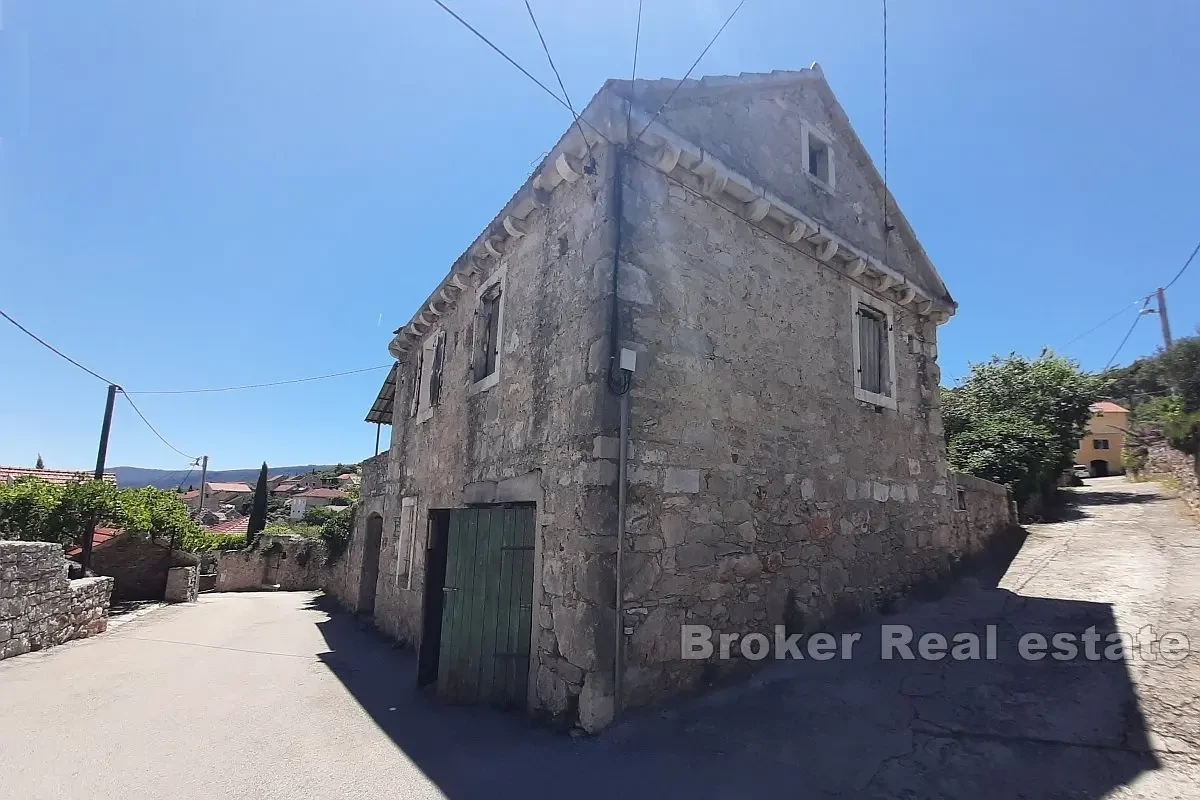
[306,537,1161,799]
[1041,487,1159,522]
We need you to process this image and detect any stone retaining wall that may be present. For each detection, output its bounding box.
[0,541,113,661]
[1145,441,1200,517]
[214,535,325,592]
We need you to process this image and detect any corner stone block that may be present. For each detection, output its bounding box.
[664,468,701,494]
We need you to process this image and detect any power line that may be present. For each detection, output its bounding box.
[522,0,594,167]
[124,364,391,395]
[120,392,198,461]
[1164,235,1200,290]
[632,0,749,144]
[1059,298,1144,351]
[625,0,643,138]
[1102,297,1150,371]
[428,0,568,111]
[429,1,945,319]
[176,459,201,492]
[0,308,117,385]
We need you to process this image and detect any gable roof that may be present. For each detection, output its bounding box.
[607,66,951,303]
[296,488,347,500]
[206,482,253,493]
[367,67,957,424]
[1091,401,1129,414]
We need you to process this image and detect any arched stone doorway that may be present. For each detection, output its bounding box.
[357,513,383,615]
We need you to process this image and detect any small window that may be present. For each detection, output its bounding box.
[409,350,423,419]
[416,330,446,423]
[956,486,967,511]
[1094,439,1110,450]
[851,287,896,409]
[470,268,506,395]
[473,284,502,383]
[857,306,888,395]
[802,122,835,190]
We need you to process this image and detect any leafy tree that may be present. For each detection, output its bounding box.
[246,462,269,546]
[944,352,1102,505]
[0,478,63,541]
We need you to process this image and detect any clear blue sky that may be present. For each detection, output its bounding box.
[2,0,1198,472]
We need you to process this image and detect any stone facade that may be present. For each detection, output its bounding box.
[0,541,113,661]
[336,69,984,731]
[214,535,325,592]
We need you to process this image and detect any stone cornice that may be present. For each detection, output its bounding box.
[386,89,955,362]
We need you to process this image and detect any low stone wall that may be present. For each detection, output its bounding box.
[951,473,1017,555]
[87,532,200,600]
[1145,441,1200,517]
[214,535,325,592]
[0,541,114,661]
[165,566,198,603]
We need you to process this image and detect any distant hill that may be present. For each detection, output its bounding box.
[108,464,337,490]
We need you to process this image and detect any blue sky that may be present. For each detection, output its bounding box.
[2,0,1198,471]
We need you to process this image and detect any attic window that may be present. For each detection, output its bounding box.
[801,122,835,190]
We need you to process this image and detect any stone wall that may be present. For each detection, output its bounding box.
[331,143,617,715]
[1145,441,1200,518]
[165,566,198,603]
[598,152,963,714]
[0,541,113,661]
[214,535,325,592]
[951,473,1016,554]
[87,532,200,600]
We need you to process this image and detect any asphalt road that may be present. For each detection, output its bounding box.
[0,476,1197,799]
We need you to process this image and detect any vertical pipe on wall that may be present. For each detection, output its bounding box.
[615,388,630,713]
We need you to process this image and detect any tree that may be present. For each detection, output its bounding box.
[246,462,269,546]
[35,454,44,470]
[943,352,1103,505]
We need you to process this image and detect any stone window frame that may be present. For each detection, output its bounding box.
[416,329,446,424]
[469,266,507,397]
[800,120,836,192]
[850,285,898,411]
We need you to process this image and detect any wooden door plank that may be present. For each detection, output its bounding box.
[437,510,463,699]
[476,507,504,705]
[459,509,485,704]
[493,514,517,707]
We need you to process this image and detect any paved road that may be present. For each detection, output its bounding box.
[1,476,1197,799]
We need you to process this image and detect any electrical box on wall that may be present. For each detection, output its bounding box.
[619,348,638,373]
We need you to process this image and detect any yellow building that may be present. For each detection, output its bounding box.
[1074,402,1129,477]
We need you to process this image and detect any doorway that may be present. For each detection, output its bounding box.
[357,513,383,615]
[418,510,452,688]
[1090,459,1110,478]
[425,504,536,709]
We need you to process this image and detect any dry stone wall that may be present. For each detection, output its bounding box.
[0,541,113,661]
[1145,441,1200,518]
[214,535,325,592]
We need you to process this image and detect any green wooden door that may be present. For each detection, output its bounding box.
[437,505,535,708]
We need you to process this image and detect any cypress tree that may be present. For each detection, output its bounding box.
[247,462,269,545]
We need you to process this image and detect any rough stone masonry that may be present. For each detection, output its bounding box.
[0,541,113,661]
[330,67,1015,732]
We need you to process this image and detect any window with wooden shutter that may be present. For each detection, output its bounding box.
[851,287,896,409]
[409,350,423,418]
[473,285,501,383]
[858,305,886,395]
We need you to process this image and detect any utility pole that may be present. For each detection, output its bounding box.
[196,455,209,515]
[1156,287,1173,349]
[80,384,118,573]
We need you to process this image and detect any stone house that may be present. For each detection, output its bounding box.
[328,67,985,732]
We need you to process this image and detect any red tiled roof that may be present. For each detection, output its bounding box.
[204,517,249,534]
[1091,401,1129,414]
[0,466,117,486]
[296,488,347,499]
[337,473,354,479]
[206,482,253,493]
[66,527,123,557]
